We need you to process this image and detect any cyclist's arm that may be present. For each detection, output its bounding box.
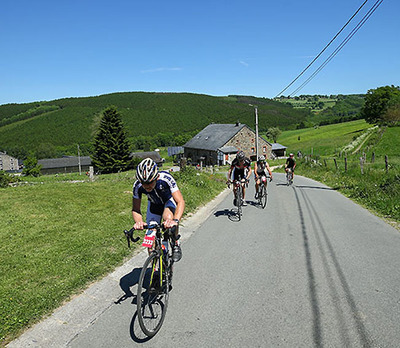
[164,190,185,228]
[254,162,258,178]
[227,165,234,181]
[246,166,252,181]
[132,198,145,229]
[266,163,273,177]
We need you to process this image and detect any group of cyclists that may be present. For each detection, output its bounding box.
[227,150,296,206]
[130,151,296,263]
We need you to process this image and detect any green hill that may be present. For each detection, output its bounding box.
[0,92,311,157]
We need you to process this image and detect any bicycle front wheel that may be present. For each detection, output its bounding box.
[260,185,267,209]
[137,252,169,337]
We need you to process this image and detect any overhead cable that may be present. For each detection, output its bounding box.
[275,0,370,98]
[289,0,383,96]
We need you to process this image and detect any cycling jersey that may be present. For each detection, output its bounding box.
[133,171,179,222]
[230,157,251,181]
[286,157,296,169]
[255,160,267,175]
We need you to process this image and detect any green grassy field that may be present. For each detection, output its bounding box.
[276,119,372,156]
[0,167,226,345]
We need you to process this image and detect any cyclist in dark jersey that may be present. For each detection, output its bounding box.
[285,153,296,180]
[132,158,184,262]
[254,155,272,198]
[227,151,252,206]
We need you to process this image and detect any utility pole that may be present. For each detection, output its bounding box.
[77,144,81,175]
[255,106,259,159]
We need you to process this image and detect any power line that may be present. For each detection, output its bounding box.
[275,0,370,98]
[289,0,383,96]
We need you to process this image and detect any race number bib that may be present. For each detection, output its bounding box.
[142,230,156,248]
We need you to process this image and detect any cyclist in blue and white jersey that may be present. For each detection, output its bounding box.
[132,158,184,261]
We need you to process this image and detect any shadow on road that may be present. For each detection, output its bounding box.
[295,185,337,191]
[130,311,153,343]
[294,186,372,347]
[114,268,141,304]
[214,208,241,222]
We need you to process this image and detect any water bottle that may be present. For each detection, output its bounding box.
[162,240,169,253]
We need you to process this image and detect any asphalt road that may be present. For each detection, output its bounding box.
[9,173,400,347]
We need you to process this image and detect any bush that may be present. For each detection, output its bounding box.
[0,171,18,188]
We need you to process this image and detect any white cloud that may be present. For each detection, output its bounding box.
[140,67,183,73]
[240,60,249,67]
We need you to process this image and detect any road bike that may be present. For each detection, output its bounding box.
[228,177,248,220]
[256,175,271,209]
[286,168,293,186]
[124,222,177,337]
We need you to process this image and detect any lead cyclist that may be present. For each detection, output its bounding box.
[132,158,185,262]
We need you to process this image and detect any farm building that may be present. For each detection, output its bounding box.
[183,123,272,165]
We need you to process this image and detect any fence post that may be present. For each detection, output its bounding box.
[344,157,347,172]
[334,158,338,170]
[360,157,364,174]
[89,166,94,182]
[371,152,375,163]
[385,155,388,172]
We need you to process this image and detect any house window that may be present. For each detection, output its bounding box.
[263,146,267,153]
[251,147,255,154]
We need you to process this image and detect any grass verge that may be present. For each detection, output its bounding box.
[0,166,226,345]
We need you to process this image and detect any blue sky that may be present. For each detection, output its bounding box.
[1,0,398,105]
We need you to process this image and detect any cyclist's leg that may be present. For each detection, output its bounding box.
[162,200,181,262]
[146,203,163,255]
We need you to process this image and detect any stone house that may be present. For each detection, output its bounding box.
[0,152,20,172]
[183,123,272,165]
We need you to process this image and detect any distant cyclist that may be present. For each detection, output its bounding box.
[227,151,252,206]
[254,155,272,198]
[132,158,184,262]
[285,153,296,180]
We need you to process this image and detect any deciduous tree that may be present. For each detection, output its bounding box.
[361,85,400,125]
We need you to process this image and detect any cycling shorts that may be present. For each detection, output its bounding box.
[146,198,176,224]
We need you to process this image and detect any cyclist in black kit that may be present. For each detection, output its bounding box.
[285,153,296,180]
[227,151,252,206]
[132,158,185,262]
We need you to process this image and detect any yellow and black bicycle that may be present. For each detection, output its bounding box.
[124,222,177,337]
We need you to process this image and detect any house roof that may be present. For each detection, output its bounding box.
[271,143,287,150]
[130,151,162,163]
[38,156,92,169]
[184,123,247,151]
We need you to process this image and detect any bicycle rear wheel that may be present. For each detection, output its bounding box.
[137,252,169,337]
[260,185,267,209]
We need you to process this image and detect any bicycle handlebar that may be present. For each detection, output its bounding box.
[123,222,178,248]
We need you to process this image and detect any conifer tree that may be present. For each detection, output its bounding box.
[92,106,131,173]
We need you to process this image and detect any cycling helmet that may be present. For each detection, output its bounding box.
[289,153,294,157]
[258,155,265,161]
[136,158,159,183]
[236,150,245,161]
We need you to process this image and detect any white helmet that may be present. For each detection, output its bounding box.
[258,155,265,161]
[136,158,159,183]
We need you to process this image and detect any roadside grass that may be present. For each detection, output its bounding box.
[293,159,400,222]
[275,123,400,227]
[0,167,226,345]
